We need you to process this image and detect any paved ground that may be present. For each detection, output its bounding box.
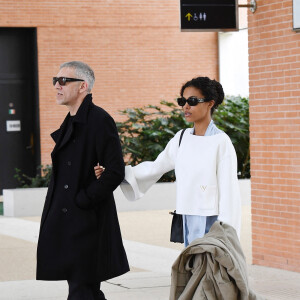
[0,204,300,299]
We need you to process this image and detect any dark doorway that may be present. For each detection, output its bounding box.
[0,28,40,193]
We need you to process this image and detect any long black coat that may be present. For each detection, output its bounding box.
[36,94,129,283]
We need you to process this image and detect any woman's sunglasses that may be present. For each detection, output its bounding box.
[177,96,207,106]
[53,77,84,86]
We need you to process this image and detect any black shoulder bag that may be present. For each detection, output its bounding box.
[169,129,186,244]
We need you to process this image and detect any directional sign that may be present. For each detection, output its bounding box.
[186,13,193,21]
[180,0,238,32]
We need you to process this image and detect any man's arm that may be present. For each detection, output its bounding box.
[76,114,125,209]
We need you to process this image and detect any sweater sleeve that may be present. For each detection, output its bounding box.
[120,130,182,201]
[217,140,242,238]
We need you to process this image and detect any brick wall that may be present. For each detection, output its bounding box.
[0,0,218,164]
[248,0,300,272]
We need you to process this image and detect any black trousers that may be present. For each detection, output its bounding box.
[67,281,106,300]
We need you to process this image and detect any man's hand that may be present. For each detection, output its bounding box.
[94,163,105,179]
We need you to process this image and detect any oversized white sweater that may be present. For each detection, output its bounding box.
[121,128,241,236]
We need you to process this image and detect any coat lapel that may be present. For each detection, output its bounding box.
[51,114,70,157]
[50,94,93,158]
[57,121,74,151]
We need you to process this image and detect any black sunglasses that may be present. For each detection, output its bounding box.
[177,96,207,106]
[53,77,84,86]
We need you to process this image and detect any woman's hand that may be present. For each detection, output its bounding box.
[94,163,105,179]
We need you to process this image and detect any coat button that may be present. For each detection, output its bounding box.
[62,208,68,213]
[67,161,72,166]
[64,184,69,189]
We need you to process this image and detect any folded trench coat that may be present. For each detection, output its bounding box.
[170,221,264,300]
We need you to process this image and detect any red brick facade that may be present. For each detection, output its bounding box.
[248,0,300,272]
[0,1,218,164]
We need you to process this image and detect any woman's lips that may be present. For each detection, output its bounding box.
[185,112,191,117]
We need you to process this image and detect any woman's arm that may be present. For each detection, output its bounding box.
[217,142,242,238]
[120,130,183,201]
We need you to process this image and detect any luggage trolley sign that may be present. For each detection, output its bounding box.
[180,0,238,31]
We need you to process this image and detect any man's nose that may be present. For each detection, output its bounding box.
[54,81,62,89]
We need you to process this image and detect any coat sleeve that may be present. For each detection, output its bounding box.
[217,140,242,238]
[120,130,182,201]
[76,114,125,209]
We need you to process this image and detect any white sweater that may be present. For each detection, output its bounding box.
[121,128,241,236]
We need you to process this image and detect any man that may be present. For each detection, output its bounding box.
[36,61,129,300]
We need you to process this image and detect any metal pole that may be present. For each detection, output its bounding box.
[238,0,257,13]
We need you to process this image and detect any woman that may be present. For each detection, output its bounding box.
[95,77,241,246]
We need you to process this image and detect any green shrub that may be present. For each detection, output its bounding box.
[14,165,52,188]
[116,101,191,182]
[116,96,250,181]
[13,96,249,187]
[213,96,250,179]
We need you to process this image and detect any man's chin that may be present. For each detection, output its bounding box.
[56,99,65,105]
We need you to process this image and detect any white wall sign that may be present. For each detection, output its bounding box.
[6,120,21,132]
[293,0,300,31]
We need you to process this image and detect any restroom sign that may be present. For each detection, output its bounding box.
[180,0,238,31]
[6,120,21,132]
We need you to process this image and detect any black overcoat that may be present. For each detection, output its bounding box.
[36,94,129,283]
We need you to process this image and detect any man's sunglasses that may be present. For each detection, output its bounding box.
[177,96,207,106]
[53,77,84,86]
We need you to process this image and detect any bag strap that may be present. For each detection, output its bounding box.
[169,130,186,217]
[179,129,187,147]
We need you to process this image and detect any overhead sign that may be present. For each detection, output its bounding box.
[180,0,238,32]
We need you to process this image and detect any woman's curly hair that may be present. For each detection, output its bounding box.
[180,76,224,115]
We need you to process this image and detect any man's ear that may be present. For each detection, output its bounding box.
[79,81,89,94]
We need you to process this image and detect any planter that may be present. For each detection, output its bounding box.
[2,179,251,216]
[114,182,177,212]
[3,188,47,217]
[238,179,251,206]
[114,179,251,212]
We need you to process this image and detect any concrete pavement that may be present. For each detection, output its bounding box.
[0,206,300,299]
